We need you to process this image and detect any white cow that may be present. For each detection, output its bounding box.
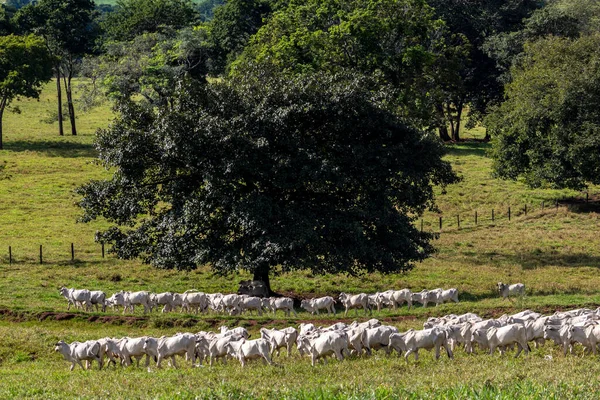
[265,297,297,317]
[106,291,126,312]
[54,340,102,371]
[220,294,242,315]
[208,333,244,366]
[151,292,175,313]
[497,282,525,300]
[301,296,336,315]
[389,327,453,361]
[220,326,250,339]
[239,295,264,316]
[338,293,369,316]
[89,290,107,312]
[58,287,92,311]
[299,323,317,336]
[486,324,530,357]
[411,290,438,308]
[434,288,459,305]
[260,327,294,357]
[182,291,208,314]
[97,338,123,367]
[390,289,413,310]
[124,291,151,314]
[119,337,154,367]
[227,338,273,367]
[144,333,196,368]
[362,325,398,355]
[298,331,348,366]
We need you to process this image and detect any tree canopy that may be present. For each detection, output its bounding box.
[487,33,600,190]
[77,70,458,289]
[0,34,53,150]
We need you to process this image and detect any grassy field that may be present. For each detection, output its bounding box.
[1,80,600,398]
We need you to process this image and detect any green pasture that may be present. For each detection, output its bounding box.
[1,79,600,398]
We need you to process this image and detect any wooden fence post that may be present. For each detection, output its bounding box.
[420,219,423,232]
[71,243,74,261]
[492,209,495,221]
[101,243,105,258]
[39,245,43,264]
[9,246,12,265]
[556,200,559,211]
[524,204,527,215]
[586,192,589,203]
[439,216,443,231]
[457,215,460,229]
[508,207,511,221]
[542,201,544,211]
[475,211,478,225]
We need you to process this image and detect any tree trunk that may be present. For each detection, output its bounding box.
[56,69,64,136]
[64,71,77,136]
[451,102,463,142]
[0,97,5,150]
[253,264,277,297]
[436,103,451,141]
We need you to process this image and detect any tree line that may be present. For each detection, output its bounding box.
[0,0,597,291]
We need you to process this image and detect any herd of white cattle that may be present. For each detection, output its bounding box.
[58,286,463,317]
[55,301,600,371]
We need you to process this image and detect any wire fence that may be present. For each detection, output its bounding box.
[1,194,596,265]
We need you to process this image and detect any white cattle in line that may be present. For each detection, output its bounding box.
[182,291,208,314]
[144,333,196,369]
[390,289,413,310]
[497,282,525,300]
[106,291,126,312]
[206,293,224,312]
[227,338,273,367]
[567,323,599,355]
[298,331,348,366]
[445,323,475,353]
[58,287,92,311]
[485,324,530,357]
[119,337,154,367]
[523,317,548,348]
[389,327,453,361]
[239,295,264,316]
[97,338,123,367]
[411,290,438,308]
[220,294,242,315]
[55,340,102,371]
[151,292,175,313]
[543,324,573,355]
[338,293,370,316]
[265,297,297,317]
[299,323,317,336]
[301,296,336,315]
[89,290,107,312]
[434,288,459,306]
[208,333,244,366]
[123,291,152,314]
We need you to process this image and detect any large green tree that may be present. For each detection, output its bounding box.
[15,0,98,136]
[77,71,457,292]
[102,0,198,41]
[0,34,53,150]
[487,33,600,190]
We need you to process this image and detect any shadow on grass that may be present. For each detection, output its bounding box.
[445,141,490,158]
[463,250,600,270]
[4,140,97,158]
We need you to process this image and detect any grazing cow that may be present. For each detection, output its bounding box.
[208,333,244,366]
[298,331,348,366]
[497,282,525,300]
[265,297,297,317]
[338,293,369,316]
[119,337,153,367]
[239,295,264,316]
[389,327,453,361]
[58,287,92,311]
[144,333,196,368]
[301,296,336,315]
[362,325,398,355]
[55,340,102,371]
[123,291,151,314]
[182,291,208,314]
[227,338,273,367]
[486,324,530,357]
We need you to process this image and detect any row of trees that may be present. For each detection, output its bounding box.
[1,0,597,288]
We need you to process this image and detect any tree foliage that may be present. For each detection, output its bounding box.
[102,0,199,42]
[0,34,53,149]
[487,33,600,190]
[77,70,457,285]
